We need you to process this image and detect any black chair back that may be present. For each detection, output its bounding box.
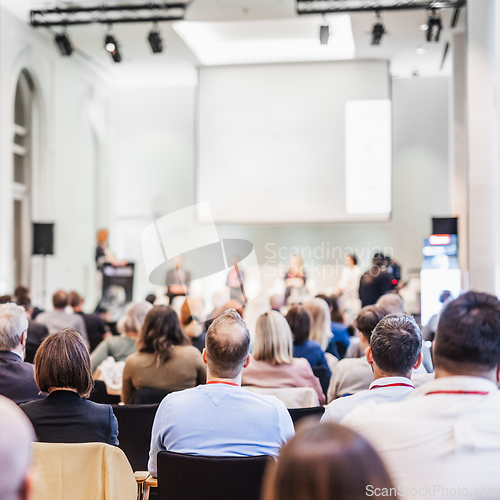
[288,406,325,427]
[157,451,272,500]
[131,387,172,405]
[112,403,159,471]
[89,380,121,405]
[312,366,331,397]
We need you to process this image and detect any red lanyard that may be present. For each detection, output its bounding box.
[206,381,239,387]
[425,390,490,396]
[370,383,414,390]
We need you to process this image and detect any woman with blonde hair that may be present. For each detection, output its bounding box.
[90,301,153,373]
[241,310,324,404]
[304,298,339,358]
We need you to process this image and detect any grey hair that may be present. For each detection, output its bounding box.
[376,293,405,314]
[117,301,153,335]
[370,313,422,376]
[0,303,29,350]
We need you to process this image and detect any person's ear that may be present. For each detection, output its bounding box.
[413,353,424,370]
[242,353,251,369]
[202,348,207,365]
[21,330,27,348]
[366,346,374,366]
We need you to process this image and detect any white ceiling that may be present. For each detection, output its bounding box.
[1,0,465,85]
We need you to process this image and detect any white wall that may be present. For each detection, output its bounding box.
[0,7,106,309]
[108,74,450,302]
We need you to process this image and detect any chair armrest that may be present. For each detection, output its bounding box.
[146,477,158,488]
[135,471,150,483]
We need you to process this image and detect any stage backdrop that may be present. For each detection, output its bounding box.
[197,60,391,224]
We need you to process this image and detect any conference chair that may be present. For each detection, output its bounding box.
[312,366,331,397]
[30,442,137,500]
[154,451,272,500]
[130,387,172,405]
[288,406,325,427]
[90,380,121,405]
[243,386,320,408]
[112,403,159,471]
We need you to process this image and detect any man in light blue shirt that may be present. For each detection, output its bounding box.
[148,309,295,477]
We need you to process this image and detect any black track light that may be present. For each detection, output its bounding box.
[105,34,121,63]
[148,26,163,53]
[54,32,72,56]
[426,10,442,42]
[371,12,386,46]
[319,15,329,45]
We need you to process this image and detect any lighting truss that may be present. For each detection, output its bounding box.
[296,0,466,15]
[30,2,189,27]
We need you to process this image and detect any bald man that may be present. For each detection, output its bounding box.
[148,309,294,477]
[0,396,34,500]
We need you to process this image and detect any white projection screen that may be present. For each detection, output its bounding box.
[197,60,391,223]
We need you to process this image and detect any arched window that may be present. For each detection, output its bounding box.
[12,70,33,287]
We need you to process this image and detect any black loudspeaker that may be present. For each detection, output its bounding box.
[432,217,458,235]
[33,223,54,255]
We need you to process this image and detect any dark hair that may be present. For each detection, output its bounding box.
[34,329,93,398]
[52,290,68,309]
[0,295,12,305]
[372,253,385,267]
[68,291,81,309]
[354,306,389,343]
[262,422,394,500]
[14,285,30,299]
[434,291,500,373]
[145,294,156,305]
[329,295,344,324]
[347,253,358,266]
[286,306,311,345]
[136,305,189,364]
[206,309,250,378]
[15,295,31,310]
[370,314,422,376]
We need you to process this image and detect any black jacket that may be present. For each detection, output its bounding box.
[20,390,119,446]
[0,351,44,404]
[25,320,50,363]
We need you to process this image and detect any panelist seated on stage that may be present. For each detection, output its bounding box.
[148,309,294,477]
[321,313,423,423]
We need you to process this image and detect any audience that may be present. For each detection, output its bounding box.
[69,291,106,352]
[327,305,388,402]
[0,396,34,500]
[13,294,49,364]
[262,422,394,500]
[358,253,394,308]
[121,305,206,404]
[241,310,325,404]
[322,314,422,422]
[36,290,88,343]
[343,291,500,493]
[304,298,339,359]
[329,295,350,358]
[285,305,331,377]
[90,301,152,373]
[21,329,118,445]
[148,309,294,477]
[0,303,44,404]
[180,296,206,353]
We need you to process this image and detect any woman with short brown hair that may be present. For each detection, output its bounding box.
[20,329,118,445]
[262,422,395,500]
[121,305,206,404]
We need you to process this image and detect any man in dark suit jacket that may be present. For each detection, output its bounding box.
[0,303,45,404]
[69,291,106,352]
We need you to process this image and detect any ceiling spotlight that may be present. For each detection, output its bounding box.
[319,19,329,45]
[426,10,442,42]
[104,34,121,63]
[148,25,163,53]
[416,46,426,55]
[371,12,386,46]
[54,31,72,56]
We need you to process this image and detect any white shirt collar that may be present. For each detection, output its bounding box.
[10,350,24,361]
[369,376,415,391]
[411,375,498,397]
